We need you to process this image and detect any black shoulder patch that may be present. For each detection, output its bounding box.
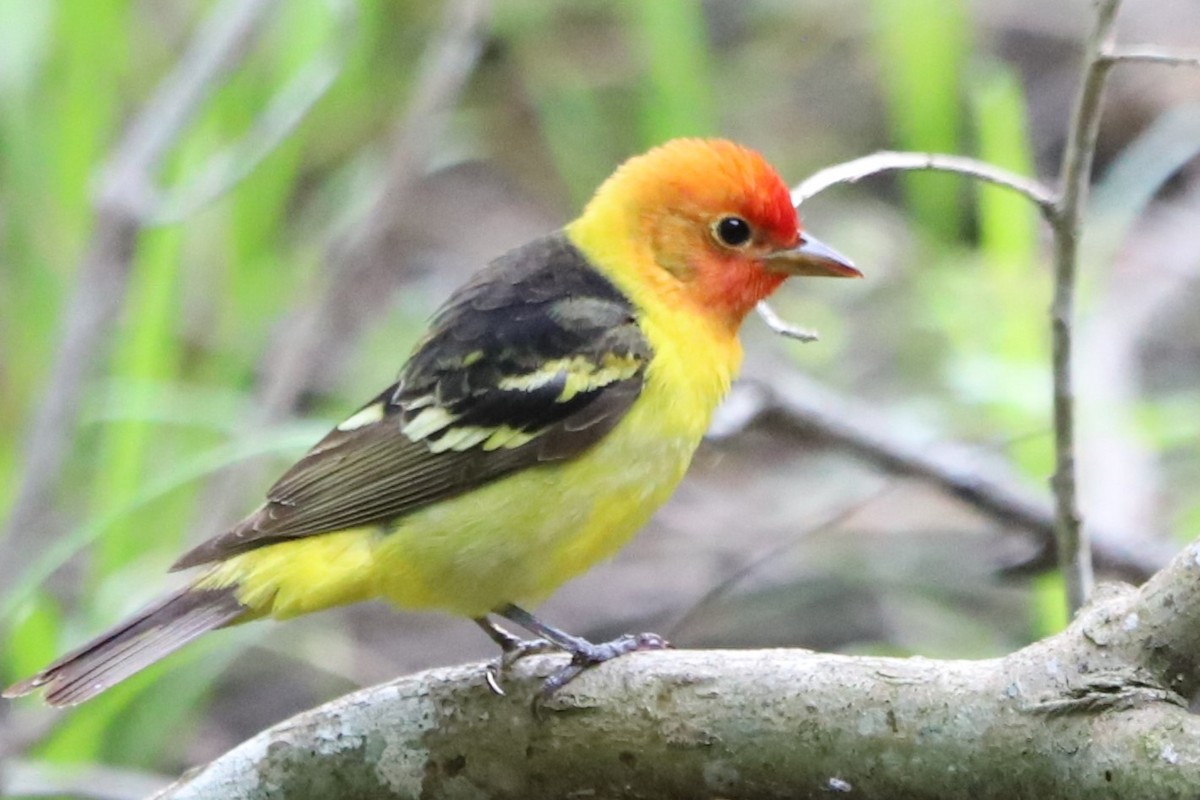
[396,232,649,437]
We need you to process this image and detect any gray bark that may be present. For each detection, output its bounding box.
[156,539,1200,799]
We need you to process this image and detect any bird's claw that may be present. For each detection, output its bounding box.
[484,637,558,696]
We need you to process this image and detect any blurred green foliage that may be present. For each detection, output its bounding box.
[869,0,968,240]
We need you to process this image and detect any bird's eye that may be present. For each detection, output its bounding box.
[713,216,752,247]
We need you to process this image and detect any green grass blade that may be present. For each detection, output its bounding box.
[627,0,715,144]
[970,64,1037,269]
[89,225,185,579]
[869,0,969,240]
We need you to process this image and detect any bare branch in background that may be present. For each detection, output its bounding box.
[154,538,1200,799]
[272,0,493,407]
[727,360,1176,581]
[0,0,279,589]
[188,0,493,541]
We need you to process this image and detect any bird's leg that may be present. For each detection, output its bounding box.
[474,616,557,696]
[475,616,525,652]
[475,615,560,661]
[496,603,670,696]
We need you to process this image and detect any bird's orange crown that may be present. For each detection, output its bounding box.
[572,138,815,330]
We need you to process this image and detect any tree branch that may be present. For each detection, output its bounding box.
[754,300,819,343]
[770,0,1180,616]
[155,537,1200,799]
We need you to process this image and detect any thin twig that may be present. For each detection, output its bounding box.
[1049,0,1124,613]
[790,150,1058,218]
[0,0,279,585]
[150,0,356,226]
[668,483,896,640]
[776,0,1176,615]
[1102,47,1200,69]
[754,300,818,342]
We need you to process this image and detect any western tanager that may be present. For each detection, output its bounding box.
[6,138,858,706]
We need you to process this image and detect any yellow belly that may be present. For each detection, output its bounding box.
[370,399,697,615]
[198,365,721,619]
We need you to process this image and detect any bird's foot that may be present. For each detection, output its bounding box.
[539,631,670,696]
[477,608,671,703]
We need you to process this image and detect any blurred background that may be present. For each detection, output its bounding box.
[1,0,1199,794]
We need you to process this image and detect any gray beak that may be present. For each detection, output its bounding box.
[765,233,861,278]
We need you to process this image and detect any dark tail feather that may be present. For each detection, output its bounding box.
[3,586,245,706]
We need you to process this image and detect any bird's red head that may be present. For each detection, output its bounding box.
[574,139,859,331]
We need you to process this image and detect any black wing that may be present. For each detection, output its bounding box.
[174,233,651,569]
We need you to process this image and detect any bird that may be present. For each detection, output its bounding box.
[4,138,859,706]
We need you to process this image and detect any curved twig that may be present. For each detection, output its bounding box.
[754,300,819,342]
[759,149,1057,370]
[790,150,1057,217]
